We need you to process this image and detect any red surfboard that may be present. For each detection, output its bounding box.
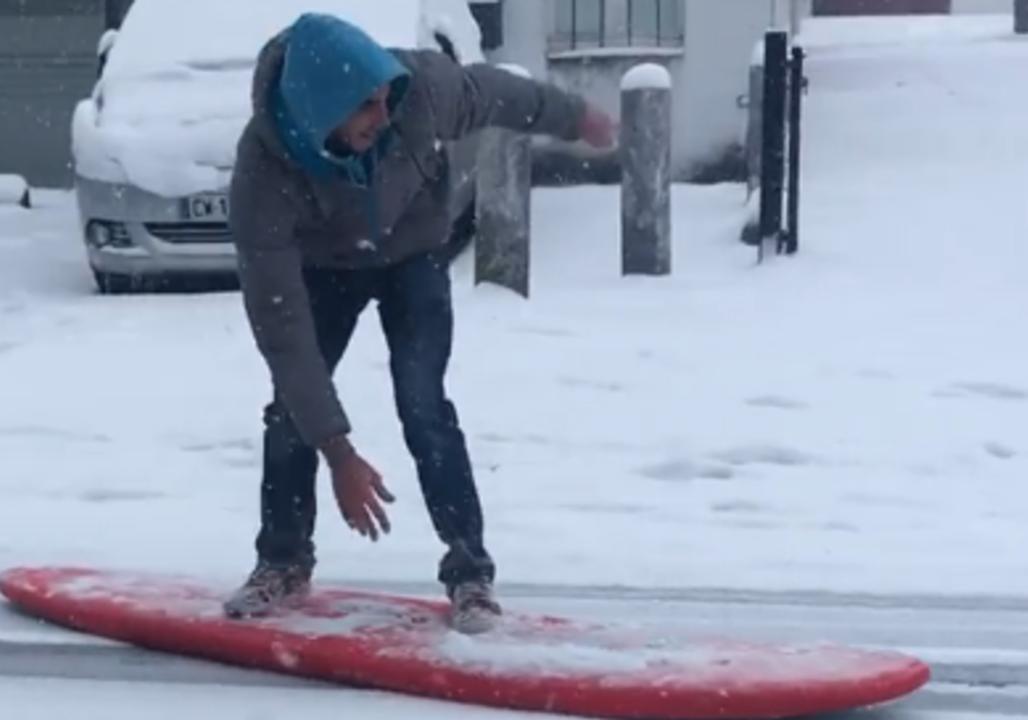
[0,566,929,719]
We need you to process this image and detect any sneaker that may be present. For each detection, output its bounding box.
[448,580,502,635]
[223,562,311,619]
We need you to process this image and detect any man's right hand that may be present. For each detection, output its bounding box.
[579,103,618,149]
[321,436,395,541]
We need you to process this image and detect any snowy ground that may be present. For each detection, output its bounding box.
[2,11,1028,718]
[3,15,1027,601]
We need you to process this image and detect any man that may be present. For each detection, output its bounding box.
[225,12,615,634]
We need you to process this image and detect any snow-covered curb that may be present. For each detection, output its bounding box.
[0,175,30,208]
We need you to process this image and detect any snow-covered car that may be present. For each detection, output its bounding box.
[73,0,484,294]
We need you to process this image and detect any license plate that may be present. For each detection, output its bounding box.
[184,193,229,221]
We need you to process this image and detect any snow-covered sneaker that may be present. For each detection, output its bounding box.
[223,562,311,619]
[448,580,502,634]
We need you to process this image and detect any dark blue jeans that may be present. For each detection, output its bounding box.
[254,251,495,590]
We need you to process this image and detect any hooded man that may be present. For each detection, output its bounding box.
[225,12,616,634]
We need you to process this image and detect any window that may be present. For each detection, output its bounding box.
[468,0,503,50]
[552,0,684,52]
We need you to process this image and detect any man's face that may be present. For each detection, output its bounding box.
[329,84,391,154]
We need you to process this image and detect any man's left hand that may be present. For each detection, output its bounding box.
[579,104,618,149]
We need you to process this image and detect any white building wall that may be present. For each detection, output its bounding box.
[679,0,792,177]
[489,0,550,78]
[490,0,794,180]
[774,0,814,33]
[951,0,1011,12]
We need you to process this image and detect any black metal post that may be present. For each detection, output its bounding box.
[759,30,788,262]
[1017,0,1028,34]
[785,46,805,255]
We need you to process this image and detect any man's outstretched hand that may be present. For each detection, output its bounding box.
[579,103,618,149]
[322,436,395,542]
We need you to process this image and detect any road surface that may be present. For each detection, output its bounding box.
[1,581,1025,718]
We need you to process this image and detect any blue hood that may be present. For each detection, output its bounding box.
[272,12,411,180]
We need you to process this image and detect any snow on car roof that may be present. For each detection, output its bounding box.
[103,0,483,80]
[74,0,484,197]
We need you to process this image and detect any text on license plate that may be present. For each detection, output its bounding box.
[185,194,229,221]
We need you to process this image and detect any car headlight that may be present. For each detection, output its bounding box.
[86,220,111,247]
[85,220,132,248]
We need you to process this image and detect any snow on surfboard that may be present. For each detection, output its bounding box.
[0,566,930,719]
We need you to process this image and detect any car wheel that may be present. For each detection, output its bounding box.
[92,270,138,295]
[150,271,239,294]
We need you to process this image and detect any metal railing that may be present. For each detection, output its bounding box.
[550,0,684,52]
[743,29,806,262]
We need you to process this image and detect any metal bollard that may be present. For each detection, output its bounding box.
[758,30,789,262]
[474,64,532,298]
[620,63,672,276]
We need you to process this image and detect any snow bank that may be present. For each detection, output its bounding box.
[75,0,483,198]
[797,13,1013,48]
[0,175,29,207]
[621,63,672,91]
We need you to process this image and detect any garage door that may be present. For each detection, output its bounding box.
[0,0,104,188]
[814,0,952,14]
